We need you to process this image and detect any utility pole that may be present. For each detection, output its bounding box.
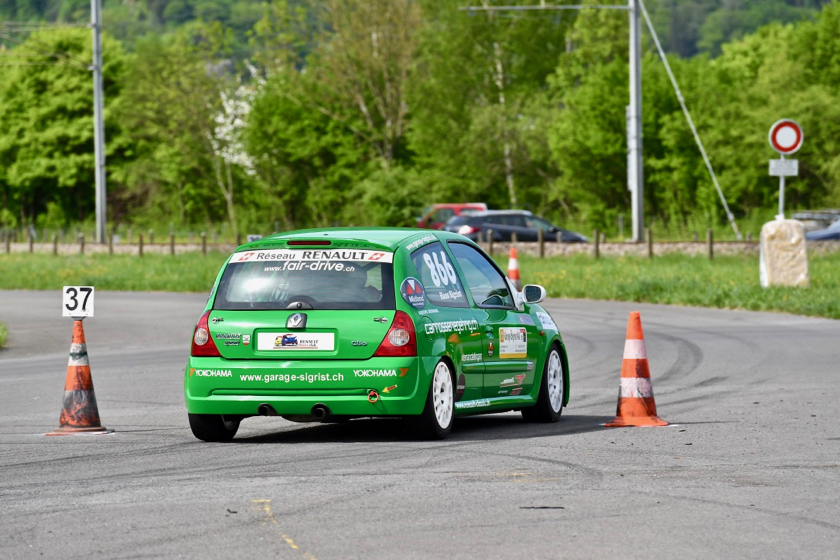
[91,0,106,244]
[627,0,644,242]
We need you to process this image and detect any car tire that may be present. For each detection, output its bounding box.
[409,360,455,439]
[522,346,564,423]
[188,413,240,442]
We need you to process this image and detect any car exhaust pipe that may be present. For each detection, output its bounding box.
[257,403,279,417]
[311,404,331,421]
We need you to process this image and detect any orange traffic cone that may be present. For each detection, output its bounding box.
[46,320,113,436]
[508,247,521,290]
[604,311,668,427]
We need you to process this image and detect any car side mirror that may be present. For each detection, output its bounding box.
[522,284,546,304]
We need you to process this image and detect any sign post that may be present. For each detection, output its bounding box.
[768,119,803,219]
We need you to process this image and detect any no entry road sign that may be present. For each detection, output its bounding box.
[768,119,803,155]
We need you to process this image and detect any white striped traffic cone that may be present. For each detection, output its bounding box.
[604,311,668,427]
[508,247,521,290]
[46,320,113,436]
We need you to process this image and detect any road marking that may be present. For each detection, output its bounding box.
[251,499,316,559]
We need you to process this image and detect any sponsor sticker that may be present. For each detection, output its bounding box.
[535,312,557,331]
[499,328,527,358]
[214,333,240,341]
[462,352,482,362]
[242,334,251,346]
[353,369,398,378]
[257,332,335,351]
[519,315,535,326]
[455,398,491,410]
[191,369,233,378]
[418,308,439,316]
[500,374,527,387]
[239,372,344,384]
[510,387,523,396]
[234,249,394,263]
[406,235,436,251]
[437,289,465,301]
[400,277,426,309]
[424,319,479,336]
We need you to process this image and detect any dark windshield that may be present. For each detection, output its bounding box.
[213,249,395,310]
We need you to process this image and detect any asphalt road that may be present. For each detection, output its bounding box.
[1,290,838,559]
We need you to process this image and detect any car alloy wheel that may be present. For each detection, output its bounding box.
[522,346,564,423]
[431,361,454,430]
[546,348,563,413]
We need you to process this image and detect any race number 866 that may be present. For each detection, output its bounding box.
[423,251,458,288]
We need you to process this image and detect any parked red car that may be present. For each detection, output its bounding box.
[416,203,488,230]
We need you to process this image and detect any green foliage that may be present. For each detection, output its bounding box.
[244,0,421,227]
[647,0,829,58]
[243,68,372,229]
[408,0,572,211]
[3,1,840,240]
[0,320,7,349]
[114,23,255,232]
[546,3,840,237]
[0,28,127,226]
[546,10,629,230]
[352,166,426,227]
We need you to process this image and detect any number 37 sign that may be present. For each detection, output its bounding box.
[62,286,94,318]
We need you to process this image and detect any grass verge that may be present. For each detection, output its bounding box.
[1,250,838,319]
[0,321,7,348]
[499,252,840,319]
[0,252,228,292]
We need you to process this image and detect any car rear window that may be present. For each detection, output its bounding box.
[213,249,395,310]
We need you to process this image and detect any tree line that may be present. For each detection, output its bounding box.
[1,0,839,238]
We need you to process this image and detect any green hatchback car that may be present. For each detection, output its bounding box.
[185,228,570,441]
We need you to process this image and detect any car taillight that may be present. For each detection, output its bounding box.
[374,311,417,357]
[458,225,480,235]
[191,310,221,357]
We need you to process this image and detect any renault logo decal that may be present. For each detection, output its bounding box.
[287,312,307,329]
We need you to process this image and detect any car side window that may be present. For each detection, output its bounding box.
[526,217,553,231]
[447,242,514,309]
[410,242,469,308]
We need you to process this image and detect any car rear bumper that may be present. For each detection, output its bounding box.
[185,356,430,417]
